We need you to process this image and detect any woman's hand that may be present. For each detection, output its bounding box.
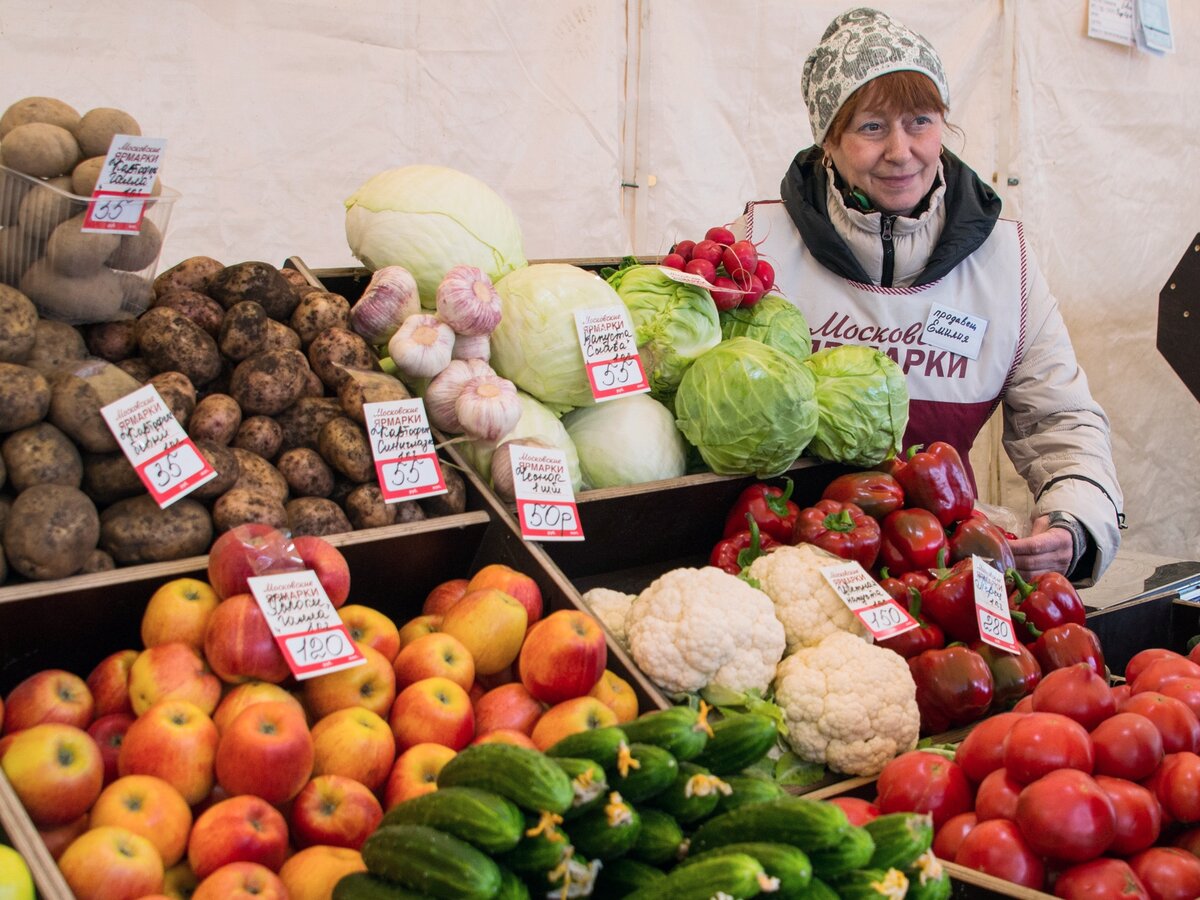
[1009,515,1074,579]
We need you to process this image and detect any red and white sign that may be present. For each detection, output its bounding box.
[573,306,649,401]
[100,383,215,508]
[821,561,919,642]
[363,399,447,503]
[973,555,1021,654]
[247,570,365,679]
[509,445,583,542]
[81,135,166,234]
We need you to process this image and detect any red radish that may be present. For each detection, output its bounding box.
[737,273,765,307]
[684,258,717,282]
[660,253,686,270]
[691,239,724,266]
[673,239,696,262]
[705,225,737,246]
[754,259,775,292]
[722,240,759,281]
[709,275,742,311]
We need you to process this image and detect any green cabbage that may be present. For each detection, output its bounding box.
[460,391,583,493]
[803,345,909,467]
[563,393,688,489]
[719,293,813,361]
[344,164,527,308]
[674,337,818,478]
[605,265,722,400]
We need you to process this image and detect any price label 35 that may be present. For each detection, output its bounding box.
[134,438,216,508]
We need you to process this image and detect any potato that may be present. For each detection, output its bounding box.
[2,421,82,490]
[115,357,154,382]
[286,497,352,538]
[230,448,288,503]
[0,452,5,491]
[46,213,122,276]
[23,318,88,372]
[0,362,50,433]
[276,447,334,498]
[262,319,302,353]
[301,367,324,398]
[190,440,239,501]
[0,285,39,361]
[74,107,141,159]
[147,371,197,426]
[82,452,142,506]
[278,268,312,290]
[84,319,138,361]
[217,301,267,362]
[208,262,298,321]
[395,502,427,525]
[212,488,287,533]
[19,259,125,323]
[419,464,468,517]
[0,97,81,138]
[188,394,241,445]
[0,226,41,288]
[317,417,373,483]
[70,156,105,197]
[16,175,75,241]
[2,122,81,178]
[81,549,115,573]
[134,306,222,385]
[100,494,212,564]
[0,167,34,226]
[152,289,224,337]
[107,218,162,272]
[290,291,350,346]
[0,493,9,530]
[337,368,411,425]
[308,328,374,391]
[229,349,310,416]
[3,483,99,579]
[46,360,142,452]
[153,256,224,299]
[276,396,342,453]
[344,483,398,530]
[233,416,283,460]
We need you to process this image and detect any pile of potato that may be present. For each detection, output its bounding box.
[0,96,167,322]
[0,259,468,585]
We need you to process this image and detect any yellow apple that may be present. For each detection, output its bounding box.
[141,578,220,650]
[397,613,442,649]
[191,861,287,900]
[392,632,475,692]
[303,643,396,720]
[0,844,33,900]
[3,668,94,733]
[278,845,365,900]
[162,861,199,900]
[128,642,222,717]
[465,564,543,624]
[589,669,639,723]
[383,743,456,811]
[388,677,474,753]
[58,825,165,900]
[310,707,396,793]
[212,681,306,736]
[530,696,618,752]
[1,723,103,826]
[438,589,527,676]
[338,604,401,662]
[472,728,538,749]
[89,774,193,868]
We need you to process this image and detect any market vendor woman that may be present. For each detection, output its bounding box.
[738,7,1122,584]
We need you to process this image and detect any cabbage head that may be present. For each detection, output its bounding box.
[720,293,813,361]
[460,391,583,493]
[674,337,818,478]
[563,393,688,489]
[803,345,909,467]
[345,165,527,308]
[605,265,722,400]
[489,263,622,413]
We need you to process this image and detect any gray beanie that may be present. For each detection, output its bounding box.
[802,7,949,146]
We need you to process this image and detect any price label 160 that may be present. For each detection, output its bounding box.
[134,438,216,508]
[517,499,584,541]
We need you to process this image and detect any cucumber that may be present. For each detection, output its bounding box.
[648,761,729,824]
[830,866,911,899]
[332,872,426,900]
[608,742,678,802]
[592,857,667,899]
[629,807,685,866]
[679,841,813,899]
[689,795,850,855]
[864,811,934,870]
[494,813,571,875]
[437,742,574,814]
[621,705,711,761]
[379,786,523,852]
[551,756,608,820]
[794,875,841,899]
[716,774,788,813]
[361,824,501,900]
[905,850,952,900]
[693,712,779,774]
[565,793,641,861]
[625,852,773,900]
[807,823,876,878]
[545,725,629,768]
[495,866,532,900]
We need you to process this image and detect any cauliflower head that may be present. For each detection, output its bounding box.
[747,543,869,652]
[625,566,785,695]
[774,630,919,776]
[580,587,635,648]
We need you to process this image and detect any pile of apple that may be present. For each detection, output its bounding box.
[0,524,634,900]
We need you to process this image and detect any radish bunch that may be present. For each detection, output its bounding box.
[661,225,775,311]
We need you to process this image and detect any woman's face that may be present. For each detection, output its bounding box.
[826,107,944,217]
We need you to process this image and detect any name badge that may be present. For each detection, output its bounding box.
[921,303,988,361]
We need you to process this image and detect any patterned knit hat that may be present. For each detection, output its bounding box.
[802,7,949,145]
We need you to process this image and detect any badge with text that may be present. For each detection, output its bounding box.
[821,561,919,641]
[920,303,988,361]
[247,570,365,679]
[100,383,216,508]
[82,135,167,234]
[509,445,584,541]
[363,399,447,503]
[973,555,1020,654]
[573,306,650,401]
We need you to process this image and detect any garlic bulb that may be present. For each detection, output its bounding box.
[456,374,521,442]
[387,313,455,379]
[452,331,491,362]
[424,358,494,434]
[436,265,503,336]
[491,437,553,502]
[350,266,421,344]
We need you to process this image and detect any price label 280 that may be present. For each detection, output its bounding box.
[973,555,1020,654]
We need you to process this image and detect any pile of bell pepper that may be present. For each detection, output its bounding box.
[711,442,1107,736]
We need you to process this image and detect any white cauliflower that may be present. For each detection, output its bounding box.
[625,566,785,695]
[747,543,870,652]
[773,631,919,776]
[580,587,635,648]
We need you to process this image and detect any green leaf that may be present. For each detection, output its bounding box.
[774,751,827,788]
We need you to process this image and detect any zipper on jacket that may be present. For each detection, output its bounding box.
[880,215,896,287]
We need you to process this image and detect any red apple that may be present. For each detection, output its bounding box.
[310,706,396,793]
[397,614,442,649]
[203,592,290,684]
[278,845,366,900]
[383,743,457,810]
[292,535,351,608]
[187,794,289,878]
[58,825,164,900]
[466,563,543,625]
[206,523,293,599]
[86,649,139,718]
[87,711,135,786]
[212,681,306,736]
[519,610,607,704]
[472,728,537,749]
[388,677,475,753]
[192,861,287,900]
[90,774,193,868]
[118,699,218,806]
[141,577,221,650]
[37,813,88,861]
[3,668,94,733]
[128,642,222,716]
[393,632,475,692]
[289,774,383,850]
[215,700,314,805]
[589,669,639,723]
[530,696,619,752]
[0,723,103,826]
[339,604,401,662]
[422,578,469,616]
[473,682,544,737]
[302,643,395,720]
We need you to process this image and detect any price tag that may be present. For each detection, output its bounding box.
[821,561,919,641]
[573,307,650,401]
[100,383,215,508]
[973,555,1021,654]
[81,135,167,234]
[509,444,584,542]
[247,570,365,680]
[363,399,447,503]
[657,265,750,295]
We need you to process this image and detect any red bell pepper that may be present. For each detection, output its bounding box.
[820,471,906,520]
[878,507,947,575]
[878,568,933,605]
[710,515,779,575]
[1007,569,1086,642]
[908,644,995,735]
[947,515,1015,574]
[879,590,945,660]
[792,499,881,569]
[1026,622,1106,677]
[970,640,1042,709]
[723,477,799,543]
[919,555,981,645]
[887,442,975,527]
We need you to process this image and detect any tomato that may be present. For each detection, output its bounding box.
[1131,656,1200,695]
[1094,774,1162,855]
[1004,711,1095,784]
[1125,648,1187,684]
[1091,712,1166,781]
[1113,683,1134,707]
[875,750,973,829]
[1158,677,1200,720]
[955,818,1045,890]
[1013,694,1034,713]
[1053,858,1149,899]
[1152,751,1200,823]
[1172,824,1200,857]
[932,811,977,862]
[1015,769,1116,863]
[1128,847,1200,900]
[954,711,1026,785]
[827,796,880,826]
[1031,663,1116,731]
[1119,692,1200,754]
[974,767,1022,822]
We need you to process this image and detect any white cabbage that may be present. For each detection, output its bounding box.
[563,394,688,489]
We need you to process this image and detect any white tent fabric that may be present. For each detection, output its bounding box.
[2,0,1196,563]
